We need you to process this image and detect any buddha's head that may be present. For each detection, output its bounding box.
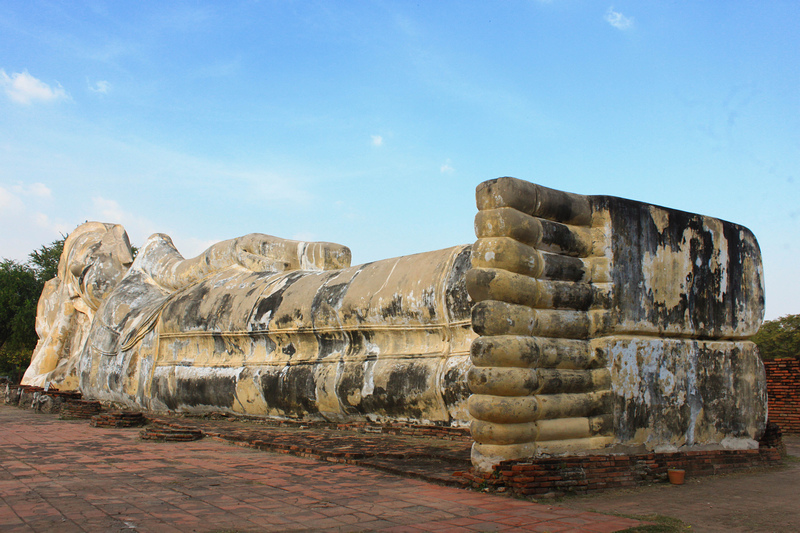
[61,222,134,311]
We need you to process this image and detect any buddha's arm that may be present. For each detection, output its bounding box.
[138,233,351,291]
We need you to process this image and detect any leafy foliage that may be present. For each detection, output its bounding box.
[29,238,64,282]
[0,260,42,381]
[0,237,65,382]
[753,314,800,360]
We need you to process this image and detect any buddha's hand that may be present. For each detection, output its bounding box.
[233,233,352,273]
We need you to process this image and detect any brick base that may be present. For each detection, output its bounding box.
[457,446,783,496]
[166,413,473,441]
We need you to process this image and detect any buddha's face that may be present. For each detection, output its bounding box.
[68,226,134,310]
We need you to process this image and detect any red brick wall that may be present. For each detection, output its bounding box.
[458,448,782,496]
[764,358,800,434]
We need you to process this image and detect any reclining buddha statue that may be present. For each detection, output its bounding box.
[22,177,767,470]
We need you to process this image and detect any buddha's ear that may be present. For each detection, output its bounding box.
[69,260,86,278]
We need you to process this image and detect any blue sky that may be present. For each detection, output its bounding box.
[1,1,797,320]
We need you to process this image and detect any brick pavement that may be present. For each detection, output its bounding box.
[145,414,473,485]
[0,406,642,532]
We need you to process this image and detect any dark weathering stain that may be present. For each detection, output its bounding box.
[251,271,306,330]
[551,281,594,311]
[160,282,236,332]
[540,219,592,257]
[694,345,765,437]
[164,283,210,329]
[383,294,405,318]
[339,263,373,325]
[603,196,758,338]
[316,332,348,361]
[445,246,473,321]
[259,365,318,416]
[615,394,692,444]
[420,288,438,320]
[442,365,470,410]
[542,253,585,282]
[308,273,352,360]
[362,363,431,419]
[613,344,765,443]
[211,333,244,356]
[151,373,237,410]
[610,343,695,442]
[336,357,370,415]
[310,275,350,324]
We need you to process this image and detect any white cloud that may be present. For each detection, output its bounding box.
[28,182,52,197]
[89,196,223,258]
[11,182,52,198]
[91,196,125,221]
[34,212,50,228]
[371,135,384,147]
[605,7,634,30]
[89,80,111,94]
[1,182,52,214]
[174,237,221,259]
[440,159,455,174]
[0,186,23,212]
[0,182,66,262]
[0,119,316,260]
[0,69,68,105]
[88,196,159,248]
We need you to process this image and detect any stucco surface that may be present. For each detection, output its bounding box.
[466,178,766,469]
[21,176,767,470]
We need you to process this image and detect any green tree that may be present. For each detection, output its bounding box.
[753,314,800,360]
[0,260,42,381]
[0,237,66,382]
[29,237,64,282]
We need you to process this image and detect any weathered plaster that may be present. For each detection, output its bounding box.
[22,176,767,472]
[466,178,766,470]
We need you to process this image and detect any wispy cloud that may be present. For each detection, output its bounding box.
[89,196,159,247]
[89,80,111,94]
[605,7,634,30]
[371,135,384,147]
[12,182,52,198]
[176,237,222,259]
[0,182,71,261]
[91,196,126,221]
[0,69,68,105]
[0,186,22,212]
[440,159,455,174]
[88,196,216,257]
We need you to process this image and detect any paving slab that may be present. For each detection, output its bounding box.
[559,435,800,533]
[0,406,640,532]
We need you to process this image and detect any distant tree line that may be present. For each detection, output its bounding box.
[0,238,64,383]
[753,314,800,361]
